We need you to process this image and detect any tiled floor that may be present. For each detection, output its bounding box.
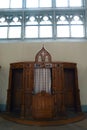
[0,115,87,130]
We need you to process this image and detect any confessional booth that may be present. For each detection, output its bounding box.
[6,47,84,125]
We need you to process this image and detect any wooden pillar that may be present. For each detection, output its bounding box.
[23,63,34,118]
[6,66,12,112]
[52,63,66,118]
[74,65,82,112]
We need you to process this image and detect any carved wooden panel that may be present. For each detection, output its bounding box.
[35,46,52,63]
[32,91,54,119]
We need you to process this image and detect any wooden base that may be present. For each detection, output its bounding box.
[1,112,85,126]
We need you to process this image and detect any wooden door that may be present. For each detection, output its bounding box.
[64,68,76,111]
[10,68,23,114]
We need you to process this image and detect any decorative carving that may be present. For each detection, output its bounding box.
[35,46,52,63]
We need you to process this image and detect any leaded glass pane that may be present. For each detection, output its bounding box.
[9,27,21,38]
[10,0,22,8]
[26,0,38,8]
[70,0,82,7]
[71,25,84,37]
[0,27,8,38]
[57,26,69,37]
[25,26,38,38]
[0,0,9,8]
[56,0,68,7]
[40,26,52,37]
[40,0,52,7]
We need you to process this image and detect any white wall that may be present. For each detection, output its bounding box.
[0,41,87,111]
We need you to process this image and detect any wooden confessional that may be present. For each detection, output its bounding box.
[6,47,82,121]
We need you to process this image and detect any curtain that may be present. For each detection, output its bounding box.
[34,68,51,94]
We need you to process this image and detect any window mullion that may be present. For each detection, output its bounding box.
[38,16,40,38]
[9,0,11,8]
[7,21,10,38]
[21,11,25,39]
[82,0,85,7]
[22,0,26,8]
[69,18,71,37]
[84,0,87,38]
[68,0,70,7]
[52,0,55,8]
[53,11,56,39]
[38,0,40,8]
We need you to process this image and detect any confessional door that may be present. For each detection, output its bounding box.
[64,68,77,112]
[10,68,23,114]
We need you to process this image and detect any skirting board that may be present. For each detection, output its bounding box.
[0,104,87,112]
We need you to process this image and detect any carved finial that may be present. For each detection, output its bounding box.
[42,44,44,49]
